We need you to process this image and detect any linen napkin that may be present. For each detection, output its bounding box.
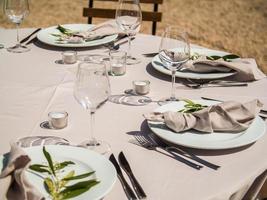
[144,99,262,133]
[76,20,124,40]
[0,143,44,200]
[183,56,266,81]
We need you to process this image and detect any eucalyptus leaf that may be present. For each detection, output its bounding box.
[63,180,99,191]
[43,146,56,176]
[60,170,75,188]
[55,161,75,171]
[62,171,95,181]
[29,164,51,174]
[182,99,195,105]
[179,100,208,113]
[60,180,100,199]
[222,54,240,60]
[57,25,72,36]
[44,177,54,195]
[206,55,222,60]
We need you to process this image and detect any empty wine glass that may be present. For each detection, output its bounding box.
[74,61,111,154]
[4,0,30,53]
[158,26,190,104]
[116,0,142,65]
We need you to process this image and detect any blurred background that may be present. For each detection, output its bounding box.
[0,0,266,73]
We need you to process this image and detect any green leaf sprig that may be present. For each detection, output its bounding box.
[206,54,240,62]
[179,99,208,113]
[56,25,74,36]
[190,53,240,62]
[29,146,99,200]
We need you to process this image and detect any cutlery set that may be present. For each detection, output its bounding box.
[182,80,248,89]
[19,28,41,45]
[109,152,146,200]
[131,134,220,170]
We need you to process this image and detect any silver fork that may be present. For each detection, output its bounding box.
[148,134,220,170]
[133,135,203,170]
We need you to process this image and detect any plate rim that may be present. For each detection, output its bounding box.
[151,47,237,80]
[37,24,118,48]
[147,100,266,150]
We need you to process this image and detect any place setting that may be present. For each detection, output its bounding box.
[1,0,267,199]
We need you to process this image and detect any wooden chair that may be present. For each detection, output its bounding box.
[83,0,163,35]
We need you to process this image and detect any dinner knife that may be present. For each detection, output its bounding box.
[109,154,137,200]
[20,28,41,44]
[118,152,147,199]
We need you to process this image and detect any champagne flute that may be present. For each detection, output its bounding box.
[74,61,111,154]
[116,0,142,65]
[4,0,30,53]
[158,26,190,104]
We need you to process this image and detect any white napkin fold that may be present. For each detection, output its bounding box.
[144,100,262,133]
[183,56,266,81]
[0,143,44,200]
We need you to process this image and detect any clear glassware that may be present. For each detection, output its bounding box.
[158,26,190,104]
[116,0,142,65]
[4,0,30,53]
[74,61,111,154]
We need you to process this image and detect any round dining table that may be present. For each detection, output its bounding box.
[0,27,267,200]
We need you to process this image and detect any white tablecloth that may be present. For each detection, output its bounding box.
[0,28,267,200]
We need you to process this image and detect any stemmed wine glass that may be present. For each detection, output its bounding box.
[74,61,111,154]
[4,0,30,53]
[158,26,190,103]
[116,0,142,65]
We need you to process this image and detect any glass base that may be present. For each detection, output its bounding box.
[157,97,180,105]
[126,56,141,65]
[7,44,30,53]
[79,140,111,155]
[16,136,70,148]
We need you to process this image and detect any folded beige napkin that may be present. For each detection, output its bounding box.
[0,143,44,200]
[183,56,266,81]
[144,99,262,133]
[77,20,124,40]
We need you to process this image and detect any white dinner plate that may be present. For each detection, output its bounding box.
[0,145,116,200]
[147,100,266,150]
[151,47,237,80]
[37,24,118,47]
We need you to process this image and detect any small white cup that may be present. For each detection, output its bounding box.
[62,51,77,64]
[109,50,127,76]
[133,80,150,95]
[48,111,68,129]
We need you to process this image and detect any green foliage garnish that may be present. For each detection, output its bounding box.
[206,54,240,62]
[190,53,240,62]
[29,146,99,200]
[179,99,208,113]
[56,25,74,36]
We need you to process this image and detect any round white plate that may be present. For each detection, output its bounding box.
[0,145,116,200]
[147,100,266,150]
[151,47,237,80]
[37,24,118,47]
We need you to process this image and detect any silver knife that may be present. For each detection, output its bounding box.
[118,152,147,199]
[109,154,137,200]
[20,28,41,44]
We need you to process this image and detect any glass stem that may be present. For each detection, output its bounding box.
[170,69,176,100]
[127,34,132,58]
[89,109,98,145]
[16,23,20,45]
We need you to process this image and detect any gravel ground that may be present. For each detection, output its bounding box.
[0,0,266,73]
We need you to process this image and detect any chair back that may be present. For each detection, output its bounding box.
[83,0,163,35]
